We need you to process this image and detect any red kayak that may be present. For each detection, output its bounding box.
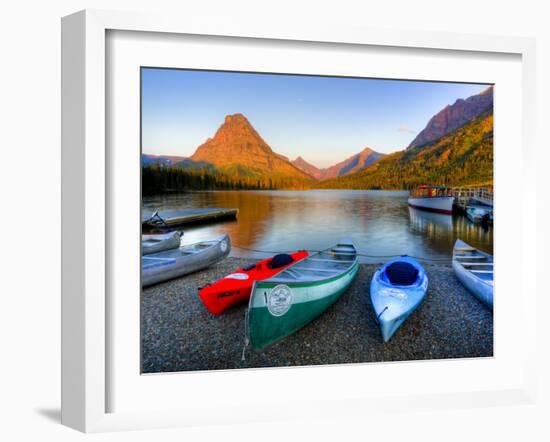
[198,250,308,315]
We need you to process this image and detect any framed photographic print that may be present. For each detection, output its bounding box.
[61,9,537,432]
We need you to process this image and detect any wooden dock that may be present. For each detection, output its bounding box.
[142,208,238,229]
[451,187,493,211]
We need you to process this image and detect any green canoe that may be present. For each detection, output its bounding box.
[246,240,359,350]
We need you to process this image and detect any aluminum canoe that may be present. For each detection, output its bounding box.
[142,234,231,287]
[452,239,493,309]
[141,231,182,255]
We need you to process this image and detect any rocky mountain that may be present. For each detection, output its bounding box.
[408,86,493,149]
[190,114,313,185]
[321,147,385,179]
[317,110,493,189]
[141,154,187,167]
[292,147,385,181]
[292,156,322,180]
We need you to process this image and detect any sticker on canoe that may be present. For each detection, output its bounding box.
[220,240,228,253]
[225,273,249,280]
[379,288,407,300]
[267,284,293,317]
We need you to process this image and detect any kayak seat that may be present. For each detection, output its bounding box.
[385,262,419,286]
[269,254,294,269]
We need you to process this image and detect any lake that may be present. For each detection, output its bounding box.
[142,190,493,263]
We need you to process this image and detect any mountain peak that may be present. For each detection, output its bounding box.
[190,114,312,183]
[293,147,385,181]
[360,146,375,154]
[480,85,494,96]
[224,113,249,125]
[408,87,493,149]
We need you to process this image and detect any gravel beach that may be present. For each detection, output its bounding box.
[141,257,493,373]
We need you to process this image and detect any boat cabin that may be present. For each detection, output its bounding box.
[410,185,452,198]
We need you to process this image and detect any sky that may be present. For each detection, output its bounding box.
[141,68,490,169]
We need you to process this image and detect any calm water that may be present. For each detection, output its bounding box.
[142,190,493,263]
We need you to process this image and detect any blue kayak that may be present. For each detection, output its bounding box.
[370,256,428,342]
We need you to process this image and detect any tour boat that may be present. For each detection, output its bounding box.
[246,240,359,350]
[407,185,454,215]
[198,250,309,315]
[370,256,428,342]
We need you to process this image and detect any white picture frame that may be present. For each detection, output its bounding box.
[61,9,537,433]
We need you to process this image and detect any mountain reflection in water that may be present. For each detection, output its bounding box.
[142,190,493,263]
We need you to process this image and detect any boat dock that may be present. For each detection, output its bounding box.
[142,208,238,229]
[451,187,493,211]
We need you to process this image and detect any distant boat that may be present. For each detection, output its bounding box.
[370,256,428,342]
[198,250,309,315]
[141,231,182,255]
[466,206,492,223]
[246,240,359,350]
[452,239,493,308]
[408,185,454,215]
[142,234,231,287]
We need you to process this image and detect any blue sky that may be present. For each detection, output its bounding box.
[141,68,490,168]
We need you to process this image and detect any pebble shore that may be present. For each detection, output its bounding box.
[141,257,493,373]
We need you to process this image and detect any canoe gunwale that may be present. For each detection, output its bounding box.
[141,234,231,287]
[246,243,360,350]
[452,239,494,308]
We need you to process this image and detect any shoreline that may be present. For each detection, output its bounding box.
[142,257,493,373]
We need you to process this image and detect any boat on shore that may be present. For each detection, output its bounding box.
[370,256,428,342]
[246,240,359,350]
[142,234,231,287]
[452,239,493,308]
[408,185,454,215]
[142,231,182,255]
[198,250,309,315]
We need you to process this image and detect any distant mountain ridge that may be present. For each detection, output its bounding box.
[408,86,493,149]
[292,147,385,181]
[292,156,323,180]
[141,154,187,167]
[317,109,493,189]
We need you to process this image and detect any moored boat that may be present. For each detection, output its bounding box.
[198,250,309,315]
[466,206,492,223]
[246,240,359,350]
[142,231,182,255]
[452,239,493,308]
[408,185,454,214]
[142,234,231,287]
[370,256,428,342]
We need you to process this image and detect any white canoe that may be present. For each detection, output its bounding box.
[452,239,493,309]
[142,231,182,255]
[142,234,231,287]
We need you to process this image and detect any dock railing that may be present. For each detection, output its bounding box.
[451,187,493,209]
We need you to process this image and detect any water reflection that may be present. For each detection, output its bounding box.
[142,190,493,263]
